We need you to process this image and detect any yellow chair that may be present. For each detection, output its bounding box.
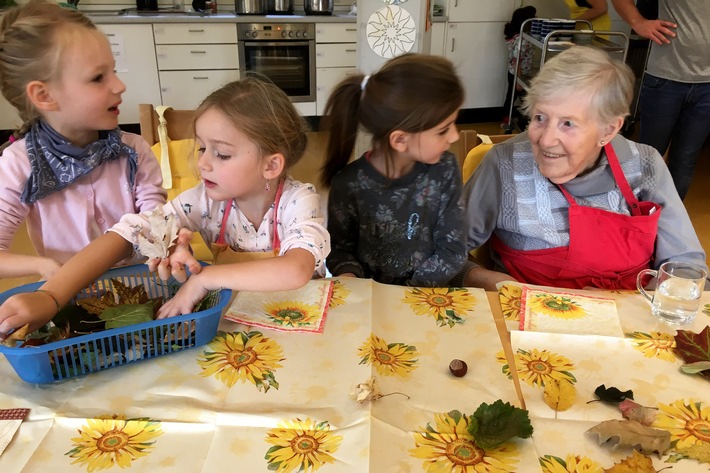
[460,131,516,271]
[138,104,213,262]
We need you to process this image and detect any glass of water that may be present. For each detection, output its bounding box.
[637,261,707,325]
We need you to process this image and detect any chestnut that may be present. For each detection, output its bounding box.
[449,359,468,377]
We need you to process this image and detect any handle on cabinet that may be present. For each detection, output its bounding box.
[188,29,205,33]
[345,49,356,53]
[450,38,455,52]
[346,28,357,32]
[454,0,458,6]
[193,76,209,80]
[190,50,207,54]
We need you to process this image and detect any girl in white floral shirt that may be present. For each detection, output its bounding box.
[0,79,330,337]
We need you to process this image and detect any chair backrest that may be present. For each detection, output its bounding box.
[455,129,480,170]
[138,104,195,145]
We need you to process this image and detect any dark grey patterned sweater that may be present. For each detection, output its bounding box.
[326,151,467,286]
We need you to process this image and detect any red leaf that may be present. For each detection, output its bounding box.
[674,325,710,382]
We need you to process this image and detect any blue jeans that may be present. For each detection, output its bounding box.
[638,74,710,200]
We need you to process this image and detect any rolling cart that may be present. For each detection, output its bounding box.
[505,18,630,134]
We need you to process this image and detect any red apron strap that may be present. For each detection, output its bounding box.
[215,200,233,245]
[214,179,284,251]
[271,179,285,252]
[556,184,578,206]
[604,143,642,216]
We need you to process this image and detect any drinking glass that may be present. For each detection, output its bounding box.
[637,261,707,325]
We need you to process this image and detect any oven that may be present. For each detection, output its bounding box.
[237,23,316,103]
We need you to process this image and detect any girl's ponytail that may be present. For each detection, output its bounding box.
[320,73,365,187]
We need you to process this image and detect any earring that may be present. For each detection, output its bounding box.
[265,179,271,192]
[599,140,606,146]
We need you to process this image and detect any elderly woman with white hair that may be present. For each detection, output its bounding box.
[455,46,706,290]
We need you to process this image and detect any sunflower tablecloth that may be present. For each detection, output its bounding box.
[0,279,543,473]
[499,286,710,472]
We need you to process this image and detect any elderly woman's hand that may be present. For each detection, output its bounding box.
[463,267,518,291]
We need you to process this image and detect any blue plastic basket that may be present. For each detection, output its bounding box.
[0,264,230,384]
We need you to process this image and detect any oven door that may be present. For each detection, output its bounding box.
[239,41,315,103]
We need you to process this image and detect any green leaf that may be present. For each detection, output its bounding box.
[99,302,154,329]
[467,399,533,449]
[680,361,710,375]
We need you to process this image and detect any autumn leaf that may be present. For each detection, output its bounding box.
[467,400,533,449]
[603,450,657,472]
[618,399,657,426]
[98,302,154,329]
[2,323,29,347]
[674,441,710,464]
[76,291,117,315]
[135,208,181,259]
[586,419,670,455]
[111,279,151,305]
[675,325,710,381]
[543,379,576,413]
[349,377,381,403]
[679,361,710,375]
[592,384,634,403]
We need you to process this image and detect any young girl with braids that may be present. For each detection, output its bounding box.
[0,0,166,281]
[321,53,467,287]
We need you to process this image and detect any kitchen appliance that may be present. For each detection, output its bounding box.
[304,0,333,15]
[235,0,266,14]
[267,0,294,14]
[238,23,316,102]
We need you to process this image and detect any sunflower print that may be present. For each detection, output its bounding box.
[625,331,676,362]
[527,293,586,319]
[653,399,710,450]
[198,331,284,391]
[66,415,163,472]
[410,410,519,472]
[402,287,476,327]
[539,454,603,473]
[501,348,577,388]
[263,301,322,328]
[328,279,351,309]
[265,417,343,472]
[357,333,419,377]
[498,284,522,322]
[703,303,710,316]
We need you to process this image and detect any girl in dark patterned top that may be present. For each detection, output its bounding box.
[321,53,467,287]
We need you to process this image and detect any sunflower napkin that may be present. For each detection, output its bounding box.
[224,279,334,333]
[518,285,624,337]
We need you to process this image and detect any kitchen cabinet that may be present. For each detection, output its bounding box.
[430,22,446,56]
[315,23,358,116]
[100,24,161,125]
[153,23,240,110]
[445,21,509,109]
[0,98,22,132]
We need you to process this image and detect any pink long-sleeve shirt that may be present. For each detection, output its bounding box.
[0,132,166,264]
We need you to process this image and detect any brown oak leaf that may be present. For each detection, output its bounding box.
[76,291,116,315]
[618,399,657,426]
[586,419,670,455]
[603,450,656,472]
[112,279,151,305]
[674,325,710,381]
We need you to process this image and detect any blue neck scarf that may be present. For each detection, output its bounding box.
[21,120,138,204]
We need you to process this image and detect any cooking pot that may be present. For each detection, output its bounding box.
[267,0,293,14]
[304,0,333,15]
[235,0,266,14]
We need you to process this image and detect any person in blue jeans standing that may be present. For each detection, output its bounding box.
[612,0,710,200]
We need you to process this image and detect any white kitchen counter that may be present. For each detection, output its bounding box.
[83,9,446,24]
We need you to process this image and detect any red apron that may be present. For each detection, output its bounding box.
[492,143,662,290]
[210,179,284,264]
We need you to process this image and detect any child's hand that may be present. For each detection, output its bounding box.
[147,228,202,282]
[0,292,57,342]
[38,257,62,280]
[156,273,208,318]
